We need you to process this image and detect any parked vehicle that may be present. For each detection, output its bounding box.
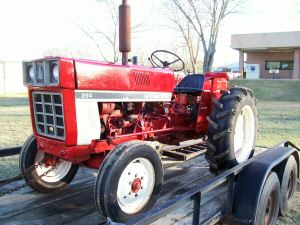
[214,66,242,79]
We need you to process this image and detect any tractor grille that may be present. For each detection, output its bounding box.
[32,92,65,140]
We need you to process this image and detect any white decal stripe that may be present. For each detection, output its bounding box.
[75,101,101,145]
[75,90,172,102]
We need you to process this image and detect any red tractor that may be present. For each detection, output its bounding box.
[21,0,258,223]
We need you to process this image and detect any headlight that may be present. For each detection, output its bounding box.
[50,63,59,83]
[28,65,34,81]
[23,59,60,86]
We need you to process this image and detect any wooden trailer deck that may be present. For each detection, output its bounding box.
[0,141,247,225]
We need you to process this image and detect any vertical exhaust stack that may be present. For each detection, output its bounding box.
[119,0,131,65]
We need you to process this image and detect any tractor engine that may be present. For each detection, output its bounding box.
[99,101,170,140]
[173,94,200,118]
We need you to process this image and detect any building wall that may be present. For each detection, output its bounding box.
[294,49,300,79]
[0,61,26,94]
[247,52,294,79]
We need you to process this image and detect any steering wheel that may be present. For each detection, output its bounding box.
[150,50,185,72]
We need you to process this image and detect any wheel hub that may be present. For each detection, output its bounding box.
[234,105,255,163]
[117,158,155,214]
[287,170,295,200]
[264,190,276,225]
[131,178,142,193]
[44,156,59,167]
[35,150,73,183]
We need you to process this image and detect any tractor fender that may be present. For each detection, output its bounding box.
[232,145,299,225]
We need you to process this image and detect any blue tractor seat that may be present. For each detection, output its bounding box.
[174,74,204,94]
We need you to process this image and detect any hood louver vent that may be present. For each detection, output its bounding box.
[134,72,150,87]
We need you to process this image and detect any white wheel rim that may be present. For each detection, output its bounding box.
[234,105,255,163]
[117,158,155,214]
[35,151,72,183]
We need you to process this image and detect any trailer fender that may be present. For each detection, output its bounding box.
[232,145,299,225]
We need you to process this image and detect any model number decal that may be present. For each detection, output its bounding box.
[145,94,165,99]
[81,92,93,99]
[75,91,172,102]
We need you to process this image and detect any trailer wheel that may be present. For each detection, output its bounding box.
[19,135,79,193]
[94,141,163,223]
[206,87,258,173]
[279,155,298,216]
[254,172,280,225]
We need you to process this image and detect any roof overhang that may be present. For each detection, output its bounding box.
[231,31,300,52]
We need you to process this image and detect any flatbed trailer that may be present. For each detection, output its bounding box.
[124,141,300,225]
[0,140,299,225]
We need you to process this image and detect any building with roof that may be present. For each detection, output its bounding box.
[231,31,300,79]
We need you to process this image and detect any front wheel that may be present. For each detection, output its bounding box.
[94,141,163,223]
[19,135,79,193]
[206,87,258,173]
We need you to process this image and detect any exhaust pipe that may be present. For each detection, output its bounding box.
[119,0,131,65]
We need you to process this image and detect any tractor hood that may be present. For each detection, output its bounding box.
[74,59,176,92]
[23,56,176,92]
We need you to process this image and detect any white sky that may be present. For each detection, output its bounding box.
[0,0,299,67]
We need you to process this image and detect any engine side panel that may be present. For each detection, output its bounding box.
[74,60,175,92]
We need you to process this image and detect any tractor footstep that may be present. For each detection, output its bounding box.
[162,142,207,161]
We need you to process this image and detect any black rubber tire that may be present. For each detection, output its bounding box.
[94,141,164,223]
[19,135,79,193]
[254,172,280,225]
[205,87,258,173]
[279,155,298,216]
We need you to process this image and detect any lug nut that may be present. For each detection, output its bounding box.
[128,172,131,175]
[129,181,131,185]
[135,194,138,197]
[141,176,144,180]
[124,196,127,199]
[135,174,138,177]
[129,192,131,195]
[141,186,143,190]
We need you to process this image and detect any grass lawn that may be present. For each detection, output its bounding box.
[0,94,32,148]
[0,93,32,179]
[230,80,300,148]
[256,101,300,147]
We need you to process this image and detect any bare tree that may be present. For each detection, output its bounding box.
[75,0,146,63]
[73,0,120,62]
[170,0,245,72]
[166,4,201,73]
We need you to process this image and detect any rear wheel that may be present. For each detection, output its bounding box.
[279,155,298,216]
[206,87,258,173]
[94,141,163,223]
[255,172,280,225]
[19,135,79,193]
